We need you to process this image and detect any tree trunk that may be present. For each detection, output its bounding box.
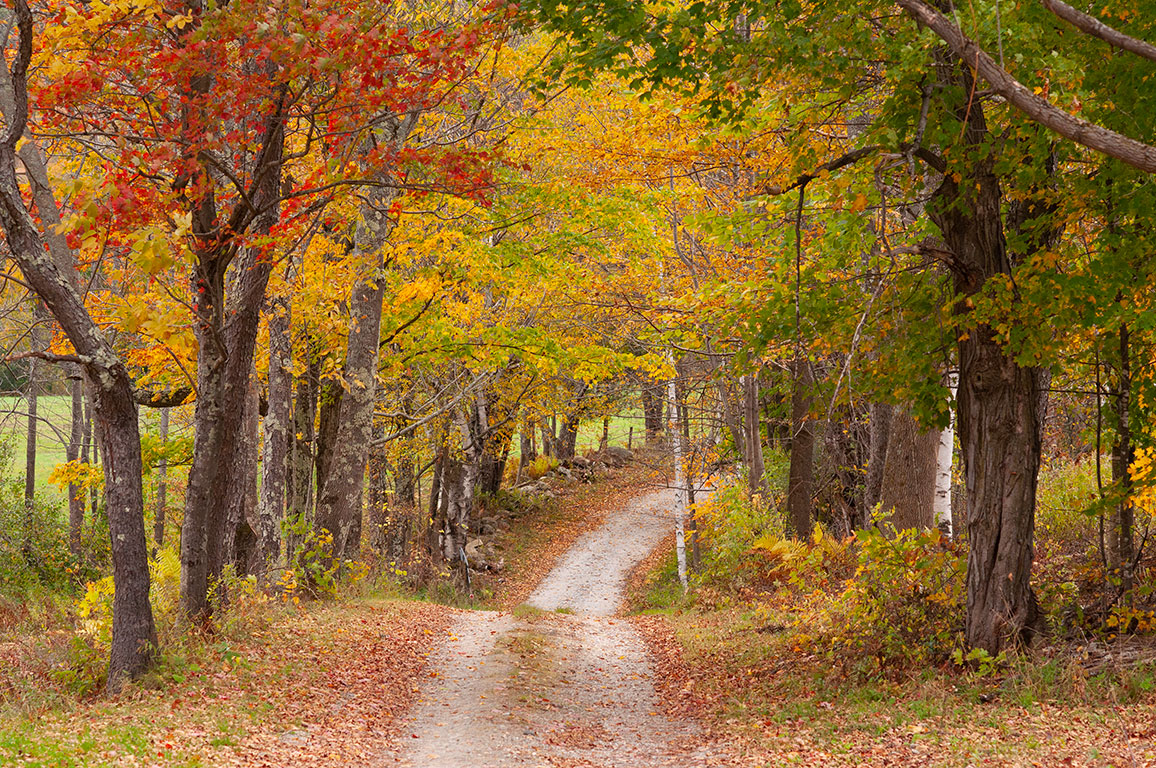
[928,59,1044,652]
[678,388,701,571]
[427,444,446,565]
[878,406,938,530]
[540,418,555,458]
[934,374,958,538]
[314,268,383,564]
[717,378,746,466]
[177,68,287,621]
[68,375,86,558]
[314,216,395,566]
[439,456,475,574]
[785,359,814,538]
[864,401,892,518]
[315,379,342,498]
[1111,323,1134,596]
[557,417,579,460]
[517,415,536,482]
[743,372,766,495]
[666,359,688,589]
[477,452,505,497]
[642,383,664,442]
[221,378,260,579]
[257,293,291,574]
[23,352,37,511]
[153,408,169,548]
[180,286,227,621]
[287,351,319,559]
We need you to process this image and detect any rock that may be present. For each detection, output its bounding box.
[606,446,634,463]
[477,517,499,535]
[556,466,573,480]
[465,538,483,558]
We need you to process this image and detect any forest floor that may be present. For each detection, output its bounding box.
[7,461,1154,767]
[627,566,1156,767]
[2,459,720,767]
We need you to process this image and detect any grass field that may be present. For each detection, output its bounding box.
[0,395,72,496]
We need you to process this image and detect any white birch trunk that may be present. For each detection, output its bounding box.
[666,369,688,590]
[934,373,959,537]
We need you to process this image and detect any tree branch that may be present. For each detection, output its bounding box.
[895,0,1156,173]
[1042,0,1156,63]
[6,350,91,365]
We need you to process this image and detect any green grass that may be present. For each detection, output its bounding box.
[508,408,647,462]
[0,395,191,508]
[0,394,73,496]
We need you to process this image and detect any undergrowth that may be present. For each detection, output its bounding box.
[642,455,1155,684]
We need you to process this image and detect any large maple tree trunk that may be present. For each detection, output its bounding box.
[928,61,1044,652]
[181,270,227,620]
[174,44,287,618]
[0,9,156,689]
[314,269,386,564]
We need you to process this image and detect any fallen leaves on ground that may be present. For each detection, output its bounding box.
[2,599,454,767]
[633,603,1156,767]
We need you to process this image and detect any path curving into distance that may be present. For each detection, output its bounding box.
[385,487,719,768]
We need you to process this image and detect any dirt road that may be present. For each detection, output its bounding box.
[386,487,715,768]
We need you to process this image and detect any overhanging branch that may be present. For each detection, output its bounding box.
[895,0,1156,173]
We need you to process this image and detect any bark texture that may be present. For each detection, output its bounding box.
[785,359,814,538]
[927,53,1045,652]
[743,373,766,495]
[878,407,938,530]
[257,293,291,573]
[864,401,892,515]
[313,266,387,564]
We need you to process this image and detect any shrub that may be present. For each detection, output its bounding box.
[798,525,966,675]
[278,512,368,600]
[526,455,558,481]
[0,482,96,597]
[692,469,787,590]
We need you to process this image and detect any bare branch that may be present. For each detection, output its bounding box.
[6,350,91,365]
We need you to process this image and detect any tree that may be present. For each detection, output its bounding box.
[0,0,156,690]
[519,0,1079,652]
